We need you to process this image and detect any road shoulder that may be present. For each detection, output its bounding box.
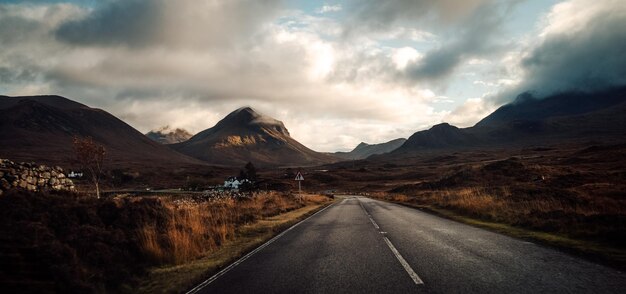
[136,197,336,294]
[372,197,626,271]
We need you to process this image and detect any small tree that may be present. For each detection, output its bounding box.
[73,136,106,199]
[244,162,257,182]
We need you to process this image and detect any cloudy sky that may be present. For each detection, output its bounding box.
[1,0,625,151]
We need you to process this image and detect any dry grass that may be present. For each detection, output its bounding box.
[376,186,626,238]
[0,189,333,293]
[136,194,333,294]
[372,185,626,267]
[136,192,331,265]
[412,187,625,220]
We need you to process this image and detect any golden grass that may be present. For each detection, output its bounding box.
[380,186,626,222]
[371,188,626,267]
[135,192,330,265]
[136,194,334,294]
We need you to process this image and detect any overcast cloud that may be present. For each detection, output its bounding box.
[517,0,626,97]
[1,0,625,151]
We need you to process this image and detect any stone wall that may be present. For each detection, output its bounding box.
[0,159,75,196]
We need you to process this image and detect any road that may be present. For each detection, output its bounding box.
[190,196,626,293]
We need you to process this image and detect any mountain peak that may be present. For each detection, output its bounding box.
[146,126,192,144]
[233,106,256,117]
[235,106,254,113]
[218,106,287,131]
[431,122,457,131]
[173,106,335,166]
[223,106,258,123]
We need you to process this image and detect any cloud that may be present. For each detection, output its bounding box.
[55,0,283,49]
[318,4,342,14]
[55,0,161,47]
[443,97,497,127]
[515,0,626,97]
[335,1,519,87]
[0,4,84,92]
[344,0,492,33]
[399,1,517,85]
[1,1,450,151]
[279,1,519,109]
[444,0,626,126]
[5,0,625,152]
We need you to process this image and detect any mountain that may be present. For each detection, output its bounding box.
[334,138,406,160]
[172,107,337,167]
[0,95,204,168]
[390,87,626,155]
[394,123,477,153]
[476,88,626,127]
[146,126,192,144]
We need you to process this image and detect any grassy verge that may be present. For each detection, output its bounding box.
[372,194,626,269]
[136,195,335,294]
[0,190,333,293]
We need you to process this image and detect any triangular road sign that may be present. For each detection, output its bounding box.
[295,172,304,181]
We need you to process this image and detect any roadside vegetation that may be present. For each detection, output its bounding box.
[0,189,332,293]
[371,155,626,267]
[137,194,331,293]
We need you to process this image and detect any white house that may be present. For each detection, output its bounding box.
[68,171,83,178]
[224,177,253,189]
[224,177,241,189]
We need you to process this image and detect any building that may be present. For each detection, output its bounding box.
[224,177,240,189]
[67,171,83,178]
[224,177,253,190]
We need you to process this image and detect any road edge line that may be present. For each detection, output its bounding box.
[186,202,336,294]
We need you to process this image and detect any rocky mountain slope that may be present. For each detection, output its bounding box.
[172,107,337,167]
[146,126,192,144]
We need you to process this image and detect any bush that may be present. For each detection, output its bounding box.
[0,189,327,292]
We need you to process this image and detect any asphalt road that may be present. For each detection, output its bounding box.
[191,196,626,294]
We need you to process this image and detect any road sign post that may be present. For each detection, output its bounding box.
[295,172,304,194]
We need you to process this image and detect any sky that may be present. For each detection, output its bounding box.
[1,0,625,152]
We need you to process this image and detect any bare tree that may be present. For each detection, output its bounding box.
[73,136,106,199]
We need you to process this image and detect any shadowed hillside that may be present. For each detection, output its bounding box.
[0,95,205,169]
[390,87,626,155]
[172,107,337,167]
[334,138,406,160]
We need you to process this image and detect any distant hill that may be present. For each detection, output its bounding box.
[172,107,337,167]
[334,138,406,160]
[0,95,204,168]
[394,123,477,153]
[146,126,192,144]
[476,88,626,127]
[391,87,626,155]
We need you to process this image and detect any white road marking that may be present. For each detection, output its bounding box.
[368,215,380,229]
[358,200,381,229]
[358,198,425,286]
[383,236,424,285]
[186,202,336,294]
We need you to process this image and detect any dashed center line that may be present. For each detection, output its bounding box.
[382,236,424,285]
[358,199,424,285]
